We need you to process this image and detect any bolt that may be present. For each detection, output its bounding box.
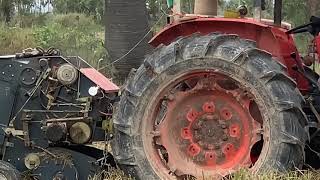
[2,72,4,75]
[27,69,30,72]
[8,65,12,68]
[208,129,214,137]
[22,78,25,81]
[11,74,14,77]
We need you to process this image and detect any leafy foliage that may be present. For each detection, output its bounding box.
[52,0,104,22]
[0,14,106,68]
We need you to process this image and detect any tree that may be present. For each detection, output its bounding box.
[105,0,152,82]
[52,0,104,21]
[307,0,319,17]
[0,0,14,23]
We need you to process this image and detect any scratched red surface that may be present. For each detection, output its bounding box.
[80,68,119,93]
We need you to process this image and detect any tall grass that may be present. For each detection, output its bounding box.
[90,168,320,180]
[0,24,36,55]
[0,13,107,68]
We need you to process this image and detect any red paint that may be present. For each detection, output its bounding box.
[202,102,216,113]
[80,68,119,93]
[149,17,310,92]
[153,72,261,177]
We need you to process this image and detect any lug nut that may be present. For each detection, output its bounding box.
[208,129,214,137]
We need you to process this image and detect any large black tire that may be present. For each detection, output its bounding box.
[0,161,20,180]
[112,33,308,179]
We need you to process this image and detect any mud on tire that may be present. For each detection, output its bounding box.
[112,33,308,179]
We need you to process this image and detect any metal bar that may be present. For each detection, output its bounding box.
[274,0,282,26]
[23,110,88,113]
[46,117,85,123]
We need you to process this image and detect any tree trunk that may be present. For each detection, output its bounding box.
[307,0,319,16]
[0,0,13,23]
[105,0,152,82]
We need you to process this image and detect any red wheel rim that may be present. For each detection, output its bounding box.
[143,72,264,179]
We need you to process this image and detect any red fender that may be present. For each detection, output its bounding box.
[149,17,310,92]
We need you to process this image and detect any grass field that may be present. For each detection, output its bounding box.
[93,169,320,180]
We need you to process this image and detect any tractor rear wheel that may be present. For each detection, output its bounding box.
[112,33,307,179]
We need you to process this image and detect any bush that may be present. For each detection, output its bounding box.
[0,24,36,55]
[0,13,107,68]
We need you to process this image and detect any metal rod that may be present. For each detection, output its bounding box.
[274,0,283,26]
[46,117,86,123]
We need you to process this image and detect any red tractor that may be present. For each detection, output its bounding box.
[111,0,320,179]
[1,0,320,179]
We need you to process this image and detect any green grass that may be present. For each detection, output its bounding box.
[230,169,320,180]
[90,169,320,180]
[0,13,107,69]
[89,168,133,180]
[85,164,320,180]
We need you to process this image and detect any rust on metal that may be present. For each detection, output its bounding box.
[143,72,263,178]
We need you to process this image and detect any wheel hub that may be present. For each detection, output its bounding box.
[146,73,262,178]
[184,109,233,159]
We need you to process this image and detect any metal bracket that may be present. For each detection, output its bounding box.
[4,127,24,136]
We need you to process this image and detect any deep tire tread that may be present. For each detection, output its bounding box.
[112,33,307,179]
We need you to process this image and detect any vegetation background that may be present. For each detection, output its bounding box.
[0,0,320,179]
[0,0,319,68]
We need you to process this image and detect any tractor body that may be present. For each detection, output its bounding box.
[1,0,320,179]
[112,0,320,179]
[150,17,310,92]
